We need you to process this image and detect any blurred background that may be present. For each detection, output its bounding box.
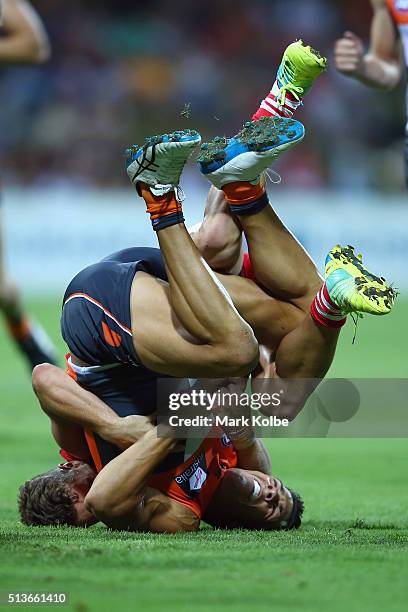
[1,0,407,296]
[1,4,407,604]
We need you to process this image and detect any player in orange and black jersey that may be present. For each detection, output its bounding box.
[19,362,303,533]
[334,0,408,184]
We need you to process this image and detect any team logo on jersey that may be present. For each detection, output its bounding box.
[396,0,408,12]
[189,467,207,491]
[221,433,232,447]
[174,452,208,498]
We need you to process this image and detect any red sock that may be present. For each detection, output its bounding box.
[310,283,347,329]
[252,80,301,121]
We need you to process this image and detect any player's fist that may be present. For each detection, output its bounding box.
[334,31,365,77]
[101,414,155,450]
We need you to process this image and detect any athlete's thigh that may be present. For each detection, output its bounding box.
[217,273,304,349]
[190,186,244,274]
[130,271,225,377]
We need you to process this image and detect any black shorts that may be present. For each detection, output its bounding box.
[62,247,184,470]
[61,247,168,366]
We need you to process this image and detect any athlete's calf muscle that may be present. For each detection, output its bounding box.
[192,186,243,273]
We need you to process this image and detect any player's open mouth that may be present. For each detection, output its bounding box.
[251,478,262,500]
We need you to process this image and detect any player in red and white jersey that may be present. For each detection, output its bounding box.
[334,0,408,183]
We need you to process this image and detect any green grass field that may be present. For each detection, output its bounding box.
[1,298,408,611]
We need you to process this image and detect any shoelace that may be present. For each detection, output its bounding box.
[175,186,185,202]
[225,164,282,186]
[265,168,282,185]
[151,184,186,202]
[277,59,305,106]
[277,83,304,107]
[350,312,363,345]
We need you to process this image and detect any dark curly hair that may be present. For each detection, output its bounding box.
[18,471,77,527]
[280,488,305,530]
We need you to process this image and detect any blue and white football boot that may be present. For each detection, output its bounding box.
[197,116,305,189]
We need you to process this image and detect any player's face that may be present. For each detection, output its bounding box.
[234,469,294,529]
[210,467,293,530]
[57,461,98,527]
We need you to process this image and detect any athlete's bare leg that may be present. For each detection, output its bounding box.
[195,116,350,418]
[0,3,55,368]
[193,143,332,408]
[130,185,259,379]
[0,211,21,319]
[192,40,326,289]
[126,128,318,383]
[194,184,323,310]
[191,186,243,274]
[234,203,322,307]
[223,190,338,417]
[0,209,56,368]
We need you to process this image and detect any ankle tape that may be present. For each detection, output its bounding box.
[222,182,268,216]
[151,211,185,231]
[229,192,269,216]
[139,183,184,231]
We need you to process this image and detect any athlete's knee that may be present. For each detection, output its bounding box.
[236,337,260,376]
[32,363,52,391]
[194,215,242,273]
[214,332,259,377]
[277,402,304,422]
[32,362,59,402]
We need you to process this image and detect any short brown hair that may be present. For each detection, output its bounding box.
[18,471,77,527]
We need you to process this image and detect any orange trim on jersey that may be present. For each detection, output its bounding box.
[102,322,123,348]
[64,354,101,472]
[84,430,103,473]
[64,292,133,336]
[65,353,78,381]
[387,0,408,25]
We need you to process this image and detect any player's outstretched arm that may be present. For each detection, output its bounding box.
[0,0,50,64]
[33,364,196,532]
[32,363,154,451]
[334,0,402,89]
[84,428,195,532]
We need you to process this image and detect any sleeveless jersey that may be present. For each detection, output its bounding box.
[387,0,408,179]
[387,0,408,65]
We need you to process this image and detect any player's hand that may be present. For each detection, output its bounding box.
[334,31,365,77]
[210,378,255,449]
[99,414,156,450]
